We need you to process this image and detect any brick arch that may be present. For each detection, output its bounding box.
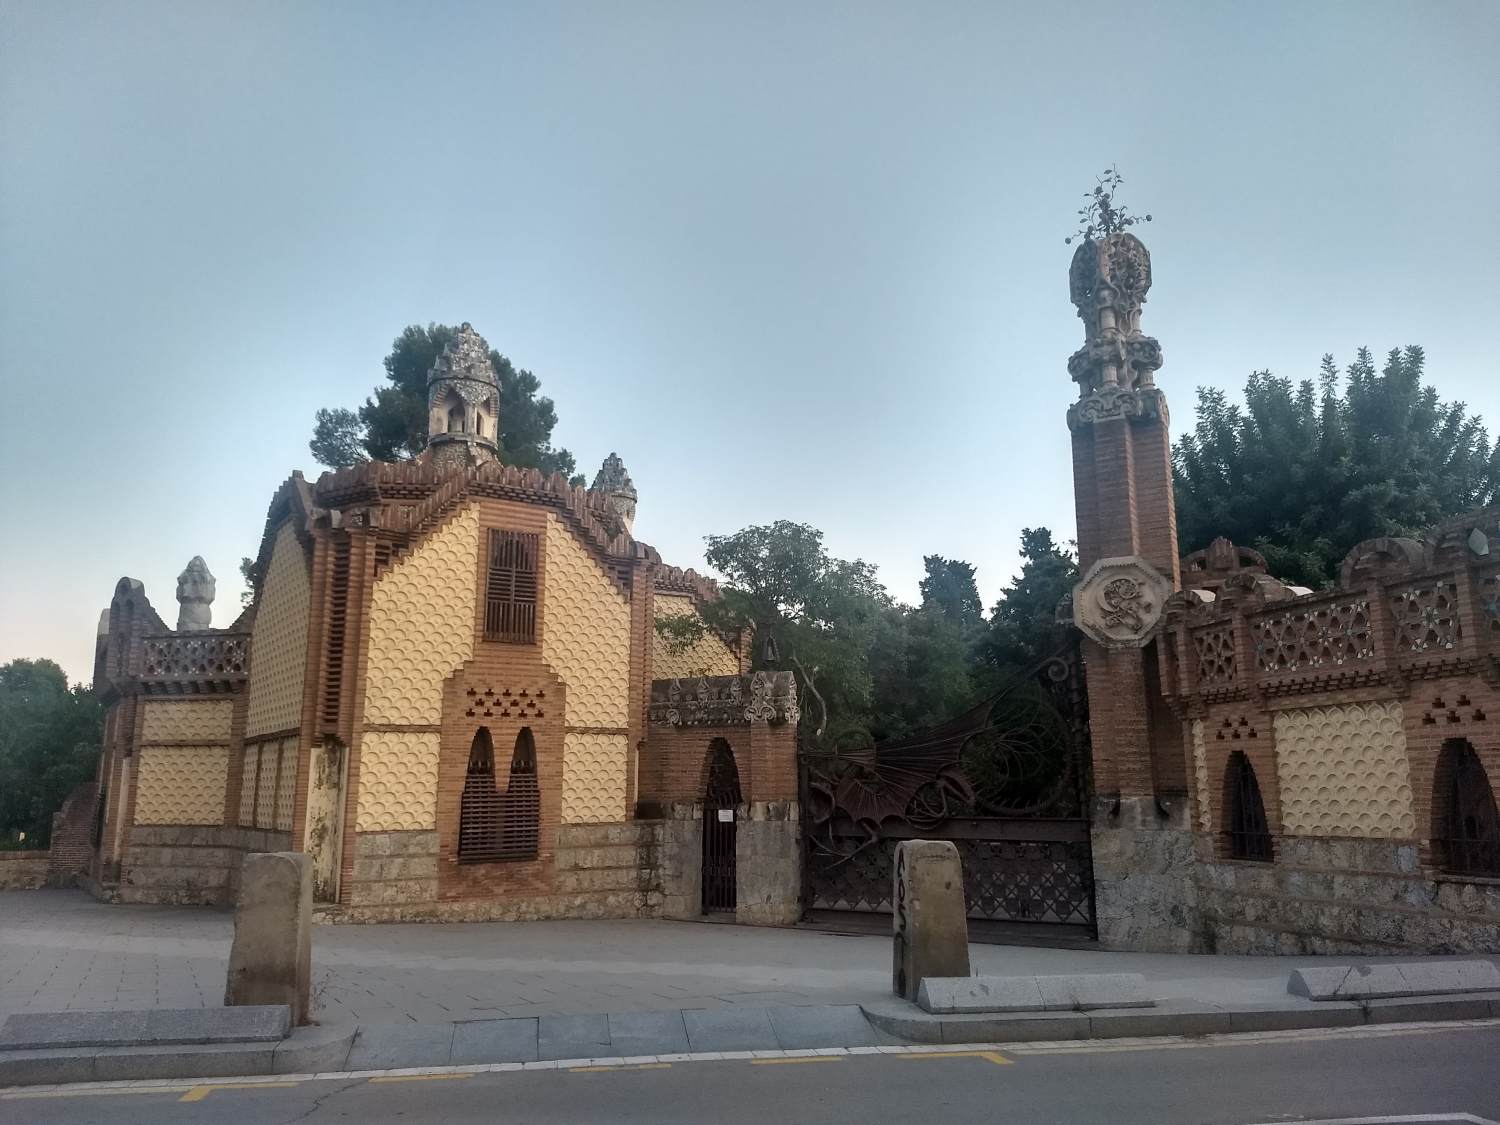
[699,738,744,805]
[1221,749,1273,862]
[1431,738,1500,875]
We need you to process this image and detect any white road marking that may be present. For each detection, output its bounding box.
[1243,1116,1500,1125]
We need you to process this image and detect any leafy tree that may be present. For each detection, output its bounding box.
[0,660,103,848]
[918,555,983,631]
[1175,348,1500,587]
[985,527,1079,675]
[310,324,580,481]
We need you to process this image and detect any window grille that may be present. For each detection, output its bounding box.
[1438,741,1500,876]
[1225,751,1273,862]
[459,728,540,863]
[485,530,539,643]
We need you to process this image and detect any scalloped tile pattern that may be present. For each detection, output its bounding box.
[364,505,480,725]
[541,514,630,730]
[356,731,440,831]
[253,739,280,829]
[274,739,296,831]
[651,594,740,679]
[134,746,229,825]
[246,523,310,738]
[1273,701,1416,838]
[561,731,629,823]
[141,700,234,743]
[1191,719,1211,832]
[238,744,260,827]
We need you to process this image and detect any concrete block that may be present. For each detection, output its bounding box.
[682,1007,780,1052]
[345,1023,455,1069]
[1289,960,1500,1000]
[892,840,970,1001]
[225,852,312,1025]
[765,1005,888,1049]
[538,1014,611,1061]
[144,1006,290,1045]
[0,1047,98,1086]
[272,1022,355,1074]
[0,1009,148,1050]
[918,976,1045,1014]
[451,1018,539,1064]
[1397,961,1500,995]
[92,1041,276,1081]
[1035,973,1153,1011]
[605,1011,689,1056]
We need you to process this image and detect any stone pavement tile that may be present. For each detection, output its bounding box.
[537,1013,611,1060]
[345,1022,456,1069]
[451,1018,539,1064]
[683,1007,780,1052]
[766,1005,890,1049]
[607,1010,689,1055]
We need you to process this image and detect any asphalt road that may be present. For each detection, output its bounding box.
[5,1023,1499,1125]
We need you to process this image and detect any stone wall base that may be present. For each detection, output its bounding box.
[735,801,800,926]
[115,826,293,906]
[0,851,50,891]
[1091,796,1202,953]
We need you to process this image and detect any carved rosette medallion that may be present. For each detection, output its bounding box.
[1066,385,1165,431]
[1072,556,1173,649]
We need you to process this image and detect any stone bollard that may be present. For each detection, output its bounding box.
[892,839,970,1002]
[225,852,312,1025]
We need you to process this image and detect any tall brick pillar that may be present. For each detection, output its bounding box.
[1065,231,1200,951]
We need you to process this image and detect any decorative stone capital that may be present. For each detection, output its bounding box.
[1066,385,1166,431]
[1072,556,1172,649]
[175,556,215,632]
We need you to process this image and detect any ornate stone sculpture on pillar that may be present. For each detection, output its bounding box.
[591,452,638,536]
[175,556,215,632]
[426,323,501,473]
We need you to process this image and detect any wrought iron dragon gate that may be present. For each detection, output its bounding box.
[800,640,1095,934]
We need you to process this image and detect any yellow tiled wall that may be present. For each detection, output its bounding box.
[1273,702,1417,838]
[540,515,631,822]
[245,522,310,738]
[650,594,740,679]
[134,746,229,825]
[141,700,233,743]
[363,505,480,726]
[355,731,440,831]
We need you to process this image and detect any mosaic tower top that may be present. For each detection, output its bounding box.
[427,322,501,471]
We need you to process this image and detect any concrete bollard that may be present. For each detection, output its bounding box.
[892,839,970,1002]
[225,852,312,1025]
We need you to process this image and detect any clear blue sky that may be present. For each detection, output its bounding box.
[2,1,1497,684]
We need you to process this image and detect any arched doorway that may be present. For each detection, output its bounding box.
[1436,739,1500,876]
[702,740,742,914]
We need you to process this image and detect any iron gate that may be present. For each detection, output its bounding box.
[800,642,1095,933]
[702,741,742,913]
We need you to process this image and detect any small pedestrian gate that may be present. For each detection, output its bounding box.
[702,741,742,913]
[800,643,1095,936]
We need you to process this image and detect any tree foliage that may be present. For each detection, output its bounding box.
[985,528,1079,675]
[310,323,580,481]
[0,660,102,848]
[1175,348,1500,587]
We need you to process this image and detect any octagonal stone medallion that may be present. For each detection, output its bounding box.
[1072,556,1173,649]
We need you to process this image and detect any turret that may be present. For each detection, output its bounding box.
[427,323,500,472]
[592,452,638,535]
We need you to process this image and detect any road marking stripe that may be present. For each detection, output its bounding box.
[179,1083,300,1102]
[896,1050,1011,1066]
[750,1056,843,1065]
[1,1087,175,1100]
[369,1073,474,1083]
[1243,1116,1500,1125]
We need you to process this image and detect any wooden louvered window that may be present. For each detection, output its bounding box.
[459,727,540,863]
[484,529,538,643]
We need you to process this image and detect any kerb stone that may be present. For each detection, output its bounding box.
[1289,960,1500,1001]
[918,976,1046,1014]
[225,852,312,1025]
[1035,973,1153,1010]
[892,839,970,1001]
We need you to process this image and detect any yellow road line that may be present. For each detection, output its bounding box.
[750,1056,844,1065]
[3,1087,180,1100]
[896,1050,1012,1066]
[369,1073,475,1083]
[179,1082,300,1102]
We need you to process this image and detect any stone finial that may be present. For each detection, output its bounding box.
[591,452,638,533]
[426,322,501,472]
[175,556,215,632]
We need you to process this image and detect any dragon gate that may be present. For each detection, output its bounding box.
[799,641,1095,938]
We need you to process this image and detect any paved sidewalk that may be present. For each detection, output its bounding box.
[3,890,1497,1026]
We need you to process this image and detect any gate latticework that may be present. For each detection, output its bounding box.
[800,641,1095,932]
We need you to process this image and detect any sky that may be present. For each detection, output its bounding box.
[2,1,1498,684]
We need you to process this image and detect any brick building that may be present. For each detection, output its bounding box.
[85,324,800,923]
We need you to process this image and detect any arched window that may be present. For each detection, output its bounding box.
[458,729,500,861]
[498,729,540,860]
[702,740,742,913]
[1436,740,1500,876]
[1225,751,1273,861]
[457,727,540,863]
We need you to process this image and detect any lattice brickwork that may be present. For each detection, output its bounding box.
[246,523,311,738]
[541,514,630,728]
[364,505,480,725]
[1390,581,1460,655]
[141,700,233,743]
[274,739,296,832]
[1254,598,1372,674]
[356,731,440,831]
[1272,702,1416,838]
[134,746,229,825]
[1190,719,1210,832]
[651,594,740,679]
[561,731,629,823]
[1191,626,1236,687]
[254,740,279,830]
